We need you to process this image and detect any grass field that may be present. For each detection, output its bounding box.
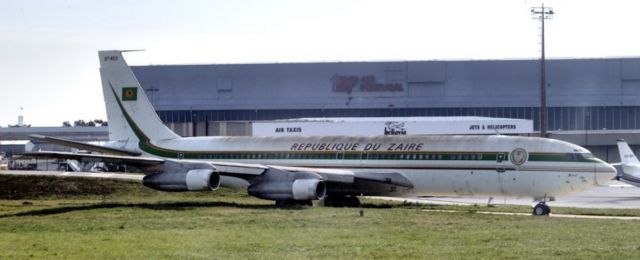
[2,174,640,259]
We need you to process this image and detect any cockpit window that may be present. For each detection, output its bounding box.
[566,153,596,161]
[581,153,595,159]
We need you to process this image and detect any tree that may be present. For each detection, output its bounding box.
[68,119,108,127]
[93,119,108,126]
[73,120,87,127]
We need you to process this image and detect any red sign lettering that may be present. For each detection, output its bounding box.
[332,74,403,93]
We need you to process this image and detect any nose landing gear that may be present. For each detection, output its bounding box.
[532,202,551,216]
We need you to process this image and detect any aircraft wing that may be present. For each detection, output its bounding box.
[0,170,144,182]
[19,151,163,167]
[20,150,412,196]
[271,166,414,196]
[30,134,142,156]
[18,151,266,176]
[23,135,413,198]
[323,171,414,196]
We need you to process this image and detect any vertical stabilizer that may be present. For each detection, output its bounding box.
[99,50,179,142]
[617,140,639,164]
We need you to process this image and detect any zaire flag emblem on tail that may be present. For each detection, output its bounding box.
[122,87,137,101]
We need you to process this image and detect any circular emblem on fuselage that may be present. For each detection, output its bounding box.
[510,148,528,166]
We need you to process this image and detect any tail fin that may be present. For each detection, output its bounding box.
[617,139,639,164]
[99,50,179,143]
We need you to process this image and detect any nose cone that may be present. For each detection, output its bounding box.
[596,162,617,184]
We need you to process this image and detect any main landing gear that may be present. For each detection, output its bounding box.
[321,195,361,207]
[275,200,312,208]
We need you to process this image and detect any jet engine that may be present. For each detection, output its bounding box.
[143,169,220,192]
[292,179,326,200]
[247,168,326,201]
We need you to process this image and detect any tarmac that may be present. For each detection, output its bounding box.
[374,181,640,209]
[421,209,640,220]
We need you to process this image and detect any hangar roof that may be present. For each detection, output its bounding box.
[131,57,640,111]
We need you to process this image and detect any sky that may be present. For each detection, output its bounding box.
[1,0,639,127]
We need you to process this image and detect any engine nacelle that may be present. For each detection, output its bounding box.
[292,179,327,201]
[143,169,220,192]
[247,168,326,201]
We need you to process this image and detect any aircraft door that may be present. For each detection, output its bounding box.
[496,152,507,172]
[495,152,509,195]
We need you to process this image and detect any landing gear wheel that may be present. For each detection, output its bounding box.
[532,202,551,216]
[275,200,312,208]
[346,196,361,207]
[275,200,290,207]
[321,196,339,207]
[322,195,361,207]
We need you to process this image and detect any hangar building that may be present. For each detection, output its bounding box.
[129,57,640,162]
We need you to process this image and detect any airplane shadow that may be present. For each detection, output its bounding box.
[0,201,277,218]
[0,200,423,218]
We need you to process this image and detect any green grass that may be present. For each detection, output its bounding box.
[1,174,640,259]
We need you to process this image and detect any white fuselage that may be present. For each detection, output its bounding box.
[122,134,616,198]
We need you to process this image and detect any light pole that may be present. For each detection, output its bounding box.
[531,4,554,137]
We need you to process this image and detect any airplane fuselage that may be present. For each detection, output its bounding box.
[118,134,616,198]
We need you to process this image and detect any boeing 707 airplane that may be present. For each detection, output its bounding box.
[23,50,617,216]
